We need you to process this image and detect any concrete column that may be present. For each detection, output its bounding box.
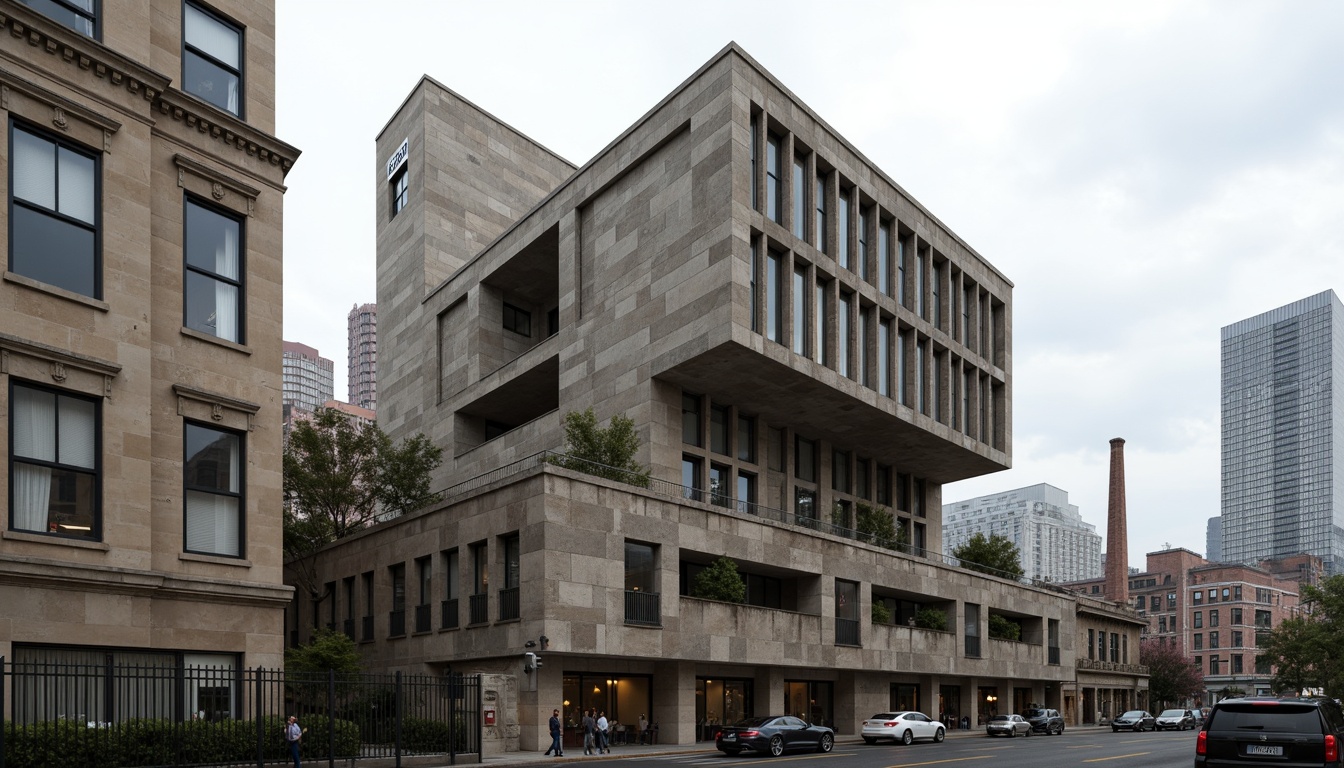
[653,661,695,745]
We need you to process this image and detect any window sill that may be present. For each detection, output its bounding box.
[3,271,109,311]
[181,326,252,355]
[2,529,110,550]
[179,551,252,568]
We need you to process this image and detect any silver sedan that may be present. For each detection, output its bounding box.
[986,714,1033,737]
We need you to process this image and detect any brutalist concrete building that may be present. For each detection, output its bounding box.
[294,43,1144,750]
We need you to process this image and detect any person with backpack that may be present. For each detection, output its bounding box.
[285,715,306,768]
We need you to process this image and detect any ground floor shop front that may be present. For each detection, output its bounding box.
[517,657,1066,750]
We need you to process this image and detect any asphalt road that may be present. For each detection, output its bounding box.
[597,728,1198,768]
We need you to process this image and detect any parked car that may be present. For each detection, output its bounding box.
[861,712,946,745]
[1155,708,1197,730]
[1111,710,1156,732]
[1196,696,1344,767]
[715,715,835,757]
[1022,708,1065,735]
[986,714,1033,737]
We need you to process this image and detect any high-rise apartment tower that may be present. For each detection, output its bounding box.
[347,303,377,411]
[1221,290,1344,573]
[281,340,334,413]
[943,484,1102,583]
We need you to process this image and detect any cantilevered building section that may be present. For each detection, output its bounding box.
[1221,290,1344,574]
[293,43,1144,751]
[943,484,1102,583]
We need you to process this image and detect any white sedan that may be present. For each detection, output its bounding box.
[861,712,946,745]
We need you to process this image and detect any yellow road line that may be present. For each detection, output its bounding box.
[1082,752,1152,762]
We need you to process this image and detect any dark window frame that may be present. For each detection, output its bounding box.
[8,120,102,298]
[8,379,102,541]
[390,166,408,218]
[182,419,245,558]
[502,302,531,337]
[181,0,245,118]
[183,194,245,343]
[17,0,99,38]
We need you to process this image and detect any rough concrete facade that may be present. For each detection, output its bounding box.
[294,43,1141,751]
[0,0,297,675]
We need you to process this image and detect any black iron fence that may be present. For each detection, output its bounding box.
[624,590,661,626]
[498,587,520,621]
[0,658,481,768]
[835,618,861,646]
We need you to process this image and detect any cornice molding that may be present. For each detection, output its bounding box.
[0,331,121,395]
[174,153,261,214]
[172,382,261,430]
[0,64,120,143]
[0,5,299,175]
[0,553,293,608]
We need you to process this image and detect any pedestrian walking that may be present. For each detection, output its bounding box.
[597,711,609,753]
[544,708,563,756]
[582,708,596,755]
[284,715,306,768]
[638,714,649,745]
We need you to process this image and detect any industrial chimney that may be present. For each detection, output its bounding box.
[1104,438,1129,604]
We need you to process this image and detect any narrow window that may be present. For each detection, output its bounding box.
[897,332,907,406]
[736,471,757,513]
[857,206,868,282]
[875,465,891,505]
[838,292,852,378]
[815,173,827,254]
[9,124,99,297]
[932,262,942,329]
[793,156,806,240]
[709,464,731,507]
[766,250,783,344]
[750,115,758,210]
[389,562,406,635]
[766,133,782,223]
[963,284,973,346]
[878,221,892,296]
[710,404,730,455]
[916,340,927,414]
[795,436,816,483]
[390,166,409,217]
[9,382,100,540]
[878,319,891,397]
[815,279,828,365]
[184,421,243,556]
[855,459,870,500]
[838,190,851,271]
[832,451,850,494]
[750,240,759,332]
[915,249,926,319]
[681,393,702,446]
[502,303,531,337]
[932,351,943,423]
[792,264,807,356]
[897,235,908,308]
[183,1,243,116]
[682,455,704,501]
[737,415,756,463]
[185,198,244,343]
[859,306,871,388]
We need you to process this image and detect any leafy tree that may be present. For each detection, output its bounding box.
[987,613,1021,641]
[548,408,650,487]
[1258,615,1328,696]
[284,407,444,595]
[871,600,893,625]
[1140,638,1204,710]
[915,607,948,631]
[855,502,910,552]
[285,628,362,675]
[690,556,746,603]
[951,532,1025,580]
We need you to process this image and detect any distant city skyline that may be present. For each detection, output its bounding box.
[943,483,1102,583]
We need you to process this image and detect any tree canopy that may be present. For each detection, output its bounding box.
[690,556,746,603]
[1257,574,1344,697]
[283,407,443,595]
[1140,638,1204,710]
[285,627,362,675]
[950,532,1025,580]
[548,408,650,486]
[855,502,909,552]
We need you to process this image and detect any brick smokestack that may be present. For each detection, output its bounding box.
[1105,438,1129,604]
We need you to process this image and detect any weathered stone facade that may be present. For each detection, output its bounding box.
[293,43,1141,751]
[0,0,297,673]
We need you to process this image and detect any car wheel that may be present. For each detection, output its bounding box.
[934,728,945,743]
[1057,724,1065,735]
[1112,727,1119,733]
[769,735,784,757]
[1025,726,1032,737]
[902,730,914,746]
[862,736,876,745]
[818,734,833,753]
[1008,728,1015,738]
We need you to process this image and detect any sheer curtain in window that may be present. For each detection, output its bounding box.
[12,387,55,532]
[185,437,239,556]
[214,225,238,342]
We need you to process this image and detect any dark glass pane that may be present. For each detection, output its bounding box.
[11,461,97,540]
[185,201,239,278]
[185,270,239,340]
[184,50,240,115]
[185,423,239,493]
[11,205,95,297]
[18,0,95,36]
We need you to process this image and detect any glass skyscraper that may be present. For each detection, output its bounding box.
[1220,290,1344,573]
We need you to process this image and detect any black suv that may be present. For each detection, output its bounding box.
[1196,696,1344,767]
[1022,708,1065,735]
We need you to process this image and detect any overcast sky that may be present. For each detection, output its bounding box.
[276,0,1344,570]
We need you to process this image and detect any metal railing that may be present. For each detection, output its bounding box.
[835,618,860,646]
[498,587,520,621]
[415,603,432,633]
[361,615,374,643]
[442,598,460,630]
[389,609,406,637]
[468,594,488,625]
[624,590,661,626]
[0,657,482,768]
[965,635,981,658]
[1049,646,1061,665]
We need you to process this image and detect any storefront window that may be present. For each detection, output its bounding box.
[562,673,652,747]
[696,678,754,740]
[784,680,833,727]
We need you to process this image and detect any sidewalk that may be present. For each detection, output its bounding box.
[472,728,993,767]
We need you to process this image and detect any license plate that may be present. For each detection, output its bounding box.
[1245,745,1283,756]
[723,734,735,742]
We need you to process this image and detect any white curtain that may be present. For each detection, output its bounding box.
[214,224,238,342]
[185,435,239,555]
[12,387,55,532]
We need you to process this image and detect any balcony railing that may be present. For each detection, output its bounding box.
[342,618,355,641]
[442,598,460,629]
[964,635,981,658]
[835,617,860,646]
[389,609,406,637]
[469,593,488,625]
[625,590,661,626]
[415,603,432,633]
[499,587,520,621]
[361,615,374,642]
[1049,646,1061,665]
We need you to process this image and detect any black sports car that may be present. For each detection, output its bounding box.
[715,715,835,757]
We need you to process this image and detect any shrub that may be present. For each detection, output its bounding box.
[915,607,948,631]
[690,556,746,603]
[872,600,893,625]
[988,613,1022,641]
